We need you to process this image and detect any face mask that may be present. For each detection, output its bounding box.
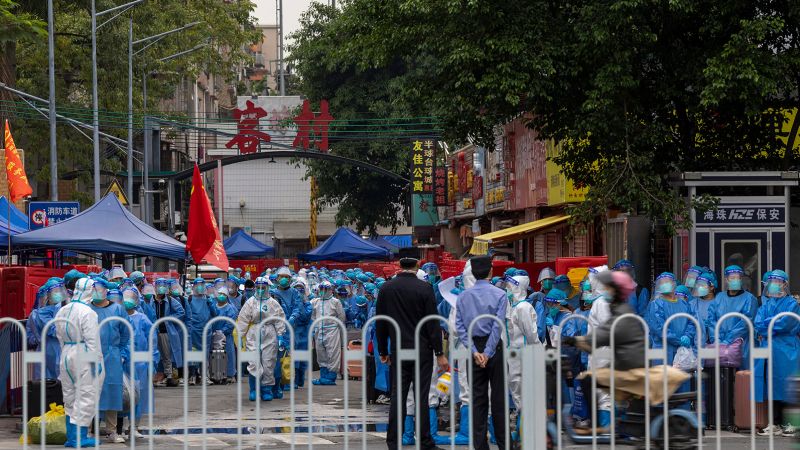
[123,300,137,310]
[581,291,593,300]
[580,280,591,291]
[548,306,559,318]
[657,282,675,295]
[144,294,154,301]
[542,279,554,291]
[766,282,783,297]
[278,277,290,289]
[506,291,514,302]
[695,286,709,298]
[256,287,267,298]
[157,286,168,295]
[171,289,181,296]
[727,279,742,291]
[322,291,333,300]
[217,295,227,302]
[584,296,595,306]
[196,286,206,294]
[684,276,697,289]
[92,290,105,302]
[50,292,64,304]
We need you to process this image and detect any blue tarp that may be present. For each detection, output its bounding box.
[224,230,274,258]
[299,227,391,262]
[367,236,399,254]
[12,193,186,259]
[382,234,412,248]
[0,196,29,232]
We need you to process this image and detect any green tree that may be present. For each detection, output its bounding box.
[8,0,259,205]
[290,0,800,233]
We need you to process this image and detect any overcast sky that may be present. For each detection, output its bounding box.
[254,0,316,46]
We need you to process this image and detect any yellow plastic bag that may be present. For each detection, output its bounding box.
[281,353,293,385]
[20,403,67,445]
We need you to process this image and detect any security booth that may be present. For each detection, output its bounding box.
[672,171,799,295]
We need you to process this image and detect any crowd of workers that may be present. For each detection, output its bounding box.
[21,257,800,448]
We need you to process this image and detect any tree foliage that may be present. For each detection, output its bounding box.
[290,0,800,233]
[9,0,258,204]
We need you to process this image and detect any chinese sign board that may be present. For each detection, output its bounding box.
[28,201,80,230]
[411,139,436,194]
[225,97,334,155]
[546,140,586,206]
[695,205,786,227]
[433,164,447,206]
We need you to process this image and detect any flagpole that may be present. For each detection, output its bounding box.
[7,197,11,267]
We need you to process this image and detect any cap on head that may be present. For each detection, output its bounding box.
[399,257,419,270]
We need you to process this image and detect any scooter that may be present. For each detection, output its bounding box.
[558,391,702,449]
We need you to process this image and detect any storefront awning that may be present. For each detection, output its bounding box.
[469,215,571,255]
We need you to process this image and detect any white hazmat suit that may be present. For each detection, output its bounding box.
[505,274,540,411]
[586,266,613,414]
[56,278,104,427]
[311,292,346,378]
[237,293,286,387]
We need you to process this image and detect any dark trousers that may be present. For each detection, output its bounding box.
[386,349,435,450]
[472,335,506,450]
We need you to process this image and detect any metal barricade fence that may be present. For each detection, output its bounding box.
[5,310,800,450]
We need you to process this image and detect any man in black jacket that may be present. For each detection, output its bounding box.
[377,257,449,450]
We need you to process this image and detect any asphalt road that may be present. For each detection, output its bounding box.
[2,373,798,449]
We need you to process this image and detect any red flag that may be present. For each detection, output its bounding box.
[186,163,229,271]
[4,120,32,202]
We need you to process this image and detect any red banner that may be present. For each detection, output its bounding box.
[186,164,229,271]
[4,120,32,202]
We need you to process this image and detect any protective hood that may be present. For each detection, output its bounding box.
[508,275,530,302]
[537,267,556,282]
[587,265,609,299]
[462,261,477,289]
[72,278,95,304]
[416,269,427,281]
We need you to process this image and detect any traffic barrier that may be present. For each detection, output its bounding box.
[5,310,799,450]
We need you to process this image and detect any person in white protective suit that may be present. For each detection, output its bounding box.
[236,277,286,402]
[505,273,540,415]
[585,265,614,430]
[55,277,104,448]
[311,280,346,386]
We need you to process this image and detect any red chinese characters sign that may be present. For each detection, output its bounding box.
[226,100,271,154]
[292,99,334,152]
[226,98,334,154]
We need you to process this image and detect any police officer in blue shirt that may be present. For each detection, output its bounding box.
[455,255,507,450]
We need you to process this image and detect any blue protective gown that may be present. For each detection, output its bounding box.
[229,293,243,312]
[753,295,800,402]
[367,298,390,392]
[138,298,156,323]
[705,290,758,369]
[289,300,313,351]
[154,296,186,368]
[628,285,652,317]
[561,309,590,371]
[186,295,215,352]
[26,303,61,379]
[273,287,302,336]
[344,295,360,326]
[211,302,238,377]
[689,296,714,346]
[90,302,131,411]
[127,311,158,418]
[527,292,548,343]
[646,297,694,365]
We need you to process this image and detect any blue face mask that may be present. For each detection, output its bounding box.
[123,300,137,310]
[157,286,168,295]
[766,282,783,297]
[695,286,709,298]
[657,281,675,295]
[548,306,559,318]
[727,279,742,291]
[278,277,291,289]
[50,292,64,304]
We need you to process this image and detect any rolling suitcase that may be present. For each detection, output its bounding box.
[209,350,228,384]
[366,354,378,403]
[733,370,768,431]
[27,379,63,418]
[347,340,363,380]
[707,366,736,429]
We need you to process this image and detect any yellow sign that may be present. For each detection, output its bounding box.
[105,179,129,206]
[546,140,586,206]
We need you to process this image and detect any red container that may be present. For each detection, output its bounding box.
[0,266,68,319]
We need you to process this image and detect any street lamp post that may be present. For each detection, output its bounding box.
[91,0,144,203]
[47,0,57,200]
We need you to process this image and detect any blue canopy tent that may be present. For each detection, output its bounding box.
[12,193,186,259]
[382,234,412,248]
[298,227,391,262]
[367,236,399,254]
[0,196,29,231]
[224,230,274,258]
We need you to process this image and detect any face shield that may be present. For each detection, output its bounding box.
[108,267,127,282]
[319,282,334,300]
[693,278,713,298]
[122,288,139,310]
[226,280,239,294]
[654,274,677,296]
[107,289,123,304]
[92,284,109,303]
[506,275,530,302]
[683,267,702,289]
[765,271,789,298]
[254,278,270,299]
[193,282,207,296]
[46,282,68,305]
[216,287,230,302]
[141,284,156,300]
[154,279,169,295]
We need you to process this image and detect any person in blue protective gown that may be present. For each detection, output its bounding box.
[138,283,157,322]
[612,259,650,317]
[688,271,717,346]
[527,267,556,343]
[646,272,695,369]
[152,278,185,387]
[705,265,759,369]
[554,275,578,311]
[272,267,302,390]
[226,276,243,311]
[754,270,800,437]
[56,277,102,448]
[186,278,215,386]
[562,286,593,427]
[27,281,62,379]
[288,279,313,388]
[88,280,131,444]
[120,288,158,439]
[211,286,239,383]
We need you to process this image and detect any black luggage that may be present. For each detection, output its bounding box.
[366,354,378,403]
[27,379,63,418]
[209,350,227,384]
[707,366,736,429]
